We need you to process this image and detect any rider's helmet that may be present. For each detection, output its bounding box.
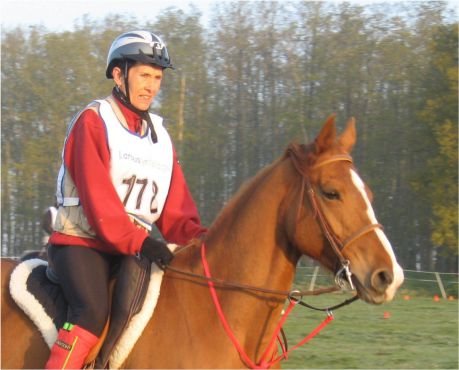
[106,30,173,78]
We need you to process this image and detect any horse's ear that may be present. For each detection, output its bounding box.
[338,117,356,152]
[315,114,336,154]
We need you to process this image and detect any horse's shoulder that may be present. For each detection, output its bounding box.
[1,259,20,315]
[1,258,18,279]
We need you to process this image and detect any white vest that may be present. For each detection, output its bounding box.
[56,98,173,232]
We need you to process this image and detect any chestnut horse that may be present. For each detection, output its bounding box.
[1,116,404,368]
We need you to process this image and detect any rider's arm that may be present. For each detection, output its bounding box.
[57,109,148,255]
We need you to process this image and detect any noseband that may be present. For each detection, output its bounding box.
[287,145,382,291]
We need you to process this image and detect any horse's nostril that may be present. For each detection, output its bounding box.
[371,269,393,292]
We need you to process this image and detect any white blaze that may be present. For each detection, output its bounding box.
[350,169,404,299]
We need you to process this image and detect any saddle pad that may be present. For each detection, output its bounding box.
[9,258,57,348]
[9,245,176,369]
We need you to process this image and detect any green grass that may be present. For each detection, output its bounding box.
[280,294,458,369]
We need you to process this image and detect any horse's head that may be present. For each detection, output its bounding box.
[286,115,404,304]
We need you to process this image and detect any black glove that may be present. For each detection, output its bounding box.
[140,237,174,267]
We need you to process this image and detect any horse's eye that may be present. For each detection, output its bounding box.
[321,189,340,200]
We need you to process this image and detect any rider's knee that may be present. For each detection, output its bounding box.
[75,299,109,336]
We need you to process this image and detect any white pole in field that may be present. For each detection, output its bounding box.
[434,272,447,299]
[309,266,320,291]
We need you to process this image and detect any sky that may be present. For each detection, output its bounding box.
[1,0,457,32]
[0,0,215,31]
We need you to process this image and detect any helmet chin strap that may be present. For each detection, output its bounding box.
[123,60,131,103]
[114,60,158,143]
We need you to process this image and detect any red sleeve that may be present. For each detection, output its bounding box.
[62,109,148,254]
[155,148,207,244]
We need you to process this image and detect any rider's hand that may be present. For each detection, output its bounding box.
[140,237,174,267]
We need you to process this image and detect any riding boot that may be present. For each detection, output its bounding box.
[95,254,151,369]
[45,323,99,369]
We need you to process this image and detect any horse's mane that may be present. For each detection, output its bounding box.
[209,157,285,233]
[209,141,316,234]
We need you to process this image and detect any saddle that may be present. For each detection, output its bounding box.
[9,253,171,369]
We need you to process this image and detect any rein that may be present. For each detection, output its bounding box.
[199,242,351,369]
[165,241,357,369]
[165,260,339,298]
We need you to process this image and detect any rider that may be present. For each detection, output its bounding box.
[45,30,207,369]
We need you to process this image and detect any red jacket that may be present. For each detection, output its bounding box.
[50,94,207,255]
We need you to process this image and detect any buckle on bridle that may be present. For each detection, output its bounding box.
[335,260,355,291]
[288,290,303,305]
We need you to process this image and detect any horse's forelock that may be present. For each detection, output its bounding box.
[285,142,317,175]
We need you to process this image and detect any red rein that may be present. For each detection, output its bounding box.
[201,243,334,369]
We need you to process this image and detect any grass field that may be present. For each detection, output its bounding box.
[281,293,458,369]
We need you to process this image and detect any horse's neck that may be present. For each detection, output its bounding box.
[209,160,295,270]
[205,159,299,303]
[198,160,301,358]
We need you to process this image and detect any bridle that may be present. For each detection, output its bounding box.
[286,144,382,291]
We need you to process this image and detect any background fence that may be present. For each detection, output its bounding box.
[293,266,459,299]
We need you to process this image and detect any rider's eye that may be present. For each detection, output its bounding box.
[321,189,340,200]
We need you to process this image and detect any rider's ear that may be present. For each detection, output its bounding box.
[315,114,336,154]
[338,117,356,152]
[112,66,124,86]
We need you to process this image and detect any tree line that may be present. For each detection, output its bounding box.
[1,1,457,272]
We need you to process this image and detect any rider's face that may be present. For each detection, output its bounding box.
[113,63,163,111]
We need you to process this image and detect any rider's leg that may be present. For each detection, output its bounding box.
[96,254,151,368]
[45,245,115,369]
